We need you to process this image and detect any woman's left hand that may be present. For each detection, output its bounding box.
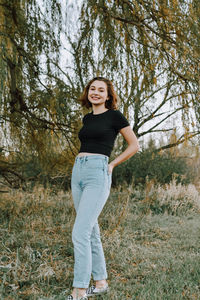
[108,163,114,174]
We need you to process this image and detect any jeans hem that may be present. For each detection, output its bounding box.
[73,281,89,288]
[93,274,108,281]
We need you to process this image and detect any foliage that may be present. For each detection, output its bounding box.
[0,148,73,190]
[0,0,199,188]
[112,146,193,186]
[0,0,82,166]
[76,0,200,142]
[0,184,200,298]
[0,141,196,191]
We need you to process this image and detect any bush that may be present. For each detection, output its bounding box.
[112,149,193,186]
[130,179,200,215]
[21,156,71,191]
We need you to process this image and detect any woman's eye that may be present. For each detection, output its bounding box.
[89,88,104,92]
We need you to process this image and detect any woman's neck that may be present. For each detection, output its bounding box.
[92,105,108,115]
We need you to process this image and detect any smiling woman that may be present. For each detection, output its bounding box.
[67,77,139,300]
[79,77,118,110]
[88,81,108,107]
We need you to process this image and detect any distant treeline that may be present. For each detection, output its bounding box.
[0,144,197,192]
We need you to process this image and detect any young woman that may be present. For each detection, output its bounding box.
[67,77,139,300]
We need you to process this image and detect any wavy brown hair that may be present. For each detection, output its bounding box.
[79,77,118,110]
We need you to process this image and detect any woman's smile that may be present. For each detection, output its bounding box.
[88,80,108,105]
[91,96,100,100]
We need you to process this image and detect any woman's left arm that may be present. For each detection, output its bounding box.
[108,126,140,174]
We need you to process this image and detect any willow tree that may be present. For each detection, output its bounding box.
[0,0,81,187]
[0,0,199,188]
[68,0,200,151]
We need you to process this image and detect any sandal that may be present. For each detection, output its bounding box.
[86,283,109,297]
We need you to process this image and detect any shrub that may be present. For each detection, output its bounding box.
[112,149,193,186]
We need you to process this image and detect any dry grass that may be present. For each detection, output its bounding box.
[0,182,200,299]
[130,179,200,216]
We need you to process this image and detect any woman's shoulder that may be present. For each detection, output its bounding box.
[82,112,92,121]
[109,109,130,128]
[108,109,126,118]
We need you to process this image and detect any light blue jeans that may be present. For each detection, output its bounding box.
[71,155,112,288]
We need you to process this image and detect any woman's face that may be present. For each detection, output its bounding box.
[88,80,108,107]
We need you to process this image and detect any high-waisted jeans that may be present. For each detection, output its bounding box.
[71,155,112,288]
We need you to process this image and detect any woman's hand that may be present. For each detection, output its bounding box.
[108,163,114,174]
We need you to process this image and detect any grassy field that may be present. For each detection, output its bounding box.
[0,182,200,300]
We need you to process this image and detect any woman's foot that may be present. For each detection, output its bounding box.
[86,280,109,297]
[67,288,87,300]
[95,279,107,289]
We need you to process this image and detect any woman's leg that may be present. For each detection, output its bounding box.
[91,222,107,281]
[70,156,111,298]
[71,163,87,298]
[72,181,110,288]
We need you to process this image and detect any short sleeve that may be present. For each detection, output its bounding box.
[113,110,130,131]
[82,113,90,124]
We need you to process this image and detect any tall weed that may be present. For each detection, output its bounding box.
[131,179,200,215]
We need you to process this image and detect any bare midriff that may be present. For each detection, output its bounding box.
[77,152,107,157]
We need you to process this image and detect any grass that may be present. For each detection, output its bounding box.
[0,182,200,299]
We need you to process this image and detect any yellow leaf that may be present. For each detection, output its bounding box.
[153,77,157,85]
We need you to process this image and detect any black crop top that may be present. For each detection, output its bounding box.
[78,109,130,157]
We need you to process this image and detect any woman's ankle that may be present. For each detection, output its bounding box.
[95,279,107,288]
[72,288,86,298]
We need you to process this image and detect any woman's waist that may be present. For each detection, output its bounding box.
[75,153,109,163]
[77,152,108,158]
